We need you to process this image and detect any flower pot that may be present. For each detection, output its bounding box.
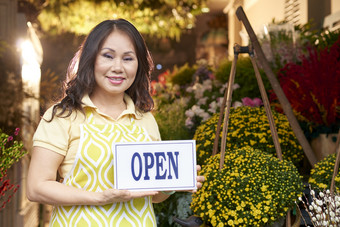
[310,133,338,161]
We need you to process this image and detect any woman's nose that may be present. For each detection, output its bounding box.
[111,58,123,72]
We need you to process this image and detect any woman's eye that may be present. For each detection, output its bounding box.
[124,57,134,61]
[103,53,113,59]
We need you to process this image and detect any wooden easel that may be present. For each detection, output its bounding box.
[211,6,321,226]
[212,42,294,226]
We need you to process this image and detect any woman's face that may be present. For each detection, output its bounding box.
[93,30,138,98]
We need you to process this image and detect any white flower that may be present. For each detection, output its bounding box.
[317,206,322,213]
[233,101,243,108]
[202,80,212,91]
[185,109,195,118]
[329,211,335,217]
[233,83,240,90]
[316,199,323,206]
[311,190,315,196]
[192,105,204,116]
[186,86,193,93]
[217,97,224,106]
[185,118,194,128]
[197,97,208,105]
[194,85,204,99]
[208,101,218,113]
[200,112,211,121]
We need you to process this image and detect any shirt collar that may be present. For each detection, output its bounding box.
[81,93,142,120]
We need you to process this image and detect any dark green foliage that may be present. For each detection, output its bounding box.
[170,64,197,87]
[215,57,272,102]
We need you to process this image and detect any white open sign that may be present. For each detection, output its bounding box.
[113,140,197,191]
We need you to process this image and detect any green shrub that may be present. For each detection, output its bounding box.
[214,57,271,102]
[153,98,191,140]
[170,63,197,86]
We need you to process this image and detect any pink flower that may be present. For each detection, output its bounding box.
[14,128,20,136]
[7,136,13,142]
[242,97,263,107]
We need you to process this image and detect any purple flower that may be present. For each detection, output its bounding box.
[7,136,13,142]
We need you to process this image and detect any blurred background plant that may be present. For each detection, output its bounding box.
[0,128,27,211]
[151,58,267,140]
[214,57,271,101]
[271,35,340,141]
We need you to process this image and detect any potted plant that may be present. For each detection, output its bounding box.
[308,153,340,191]
[194,106,304,166]
[190,146,303,226]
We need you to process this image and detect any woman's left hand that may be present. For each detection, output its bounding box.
[190,165,205,193]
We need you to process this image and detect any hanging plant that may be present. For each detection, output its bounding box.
[194,106,304,166]
[29,0,208,40]
[190,146,303,226]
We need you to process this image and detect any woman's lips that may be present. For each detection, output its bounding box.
[107,76,125,84]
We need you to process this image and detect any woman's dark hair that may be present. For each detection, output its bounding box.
[49,19,154,120]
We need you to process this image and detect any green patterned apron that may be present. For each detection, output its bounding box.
[49,109,157,226]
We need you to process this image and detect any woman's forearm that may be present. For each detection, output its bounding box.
[26,180,101,206]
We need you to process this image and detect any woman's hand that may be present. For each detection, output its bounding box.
[195,165,205,190]
[98,189,157,205]
[189,165,205,193]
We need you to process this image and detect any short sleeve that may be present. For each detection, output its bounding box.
[33,106,72,156]
[138,112,161,141]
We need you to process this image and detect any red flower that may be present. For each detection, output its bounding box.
[157,70,169,86]
[274,36,340,127]
[150,80,157,96]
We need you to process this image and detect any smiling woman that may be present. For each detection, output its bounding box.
[26,18,204,227]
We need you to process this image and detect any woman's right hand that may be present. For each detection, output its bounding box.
[98,189,157,205]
